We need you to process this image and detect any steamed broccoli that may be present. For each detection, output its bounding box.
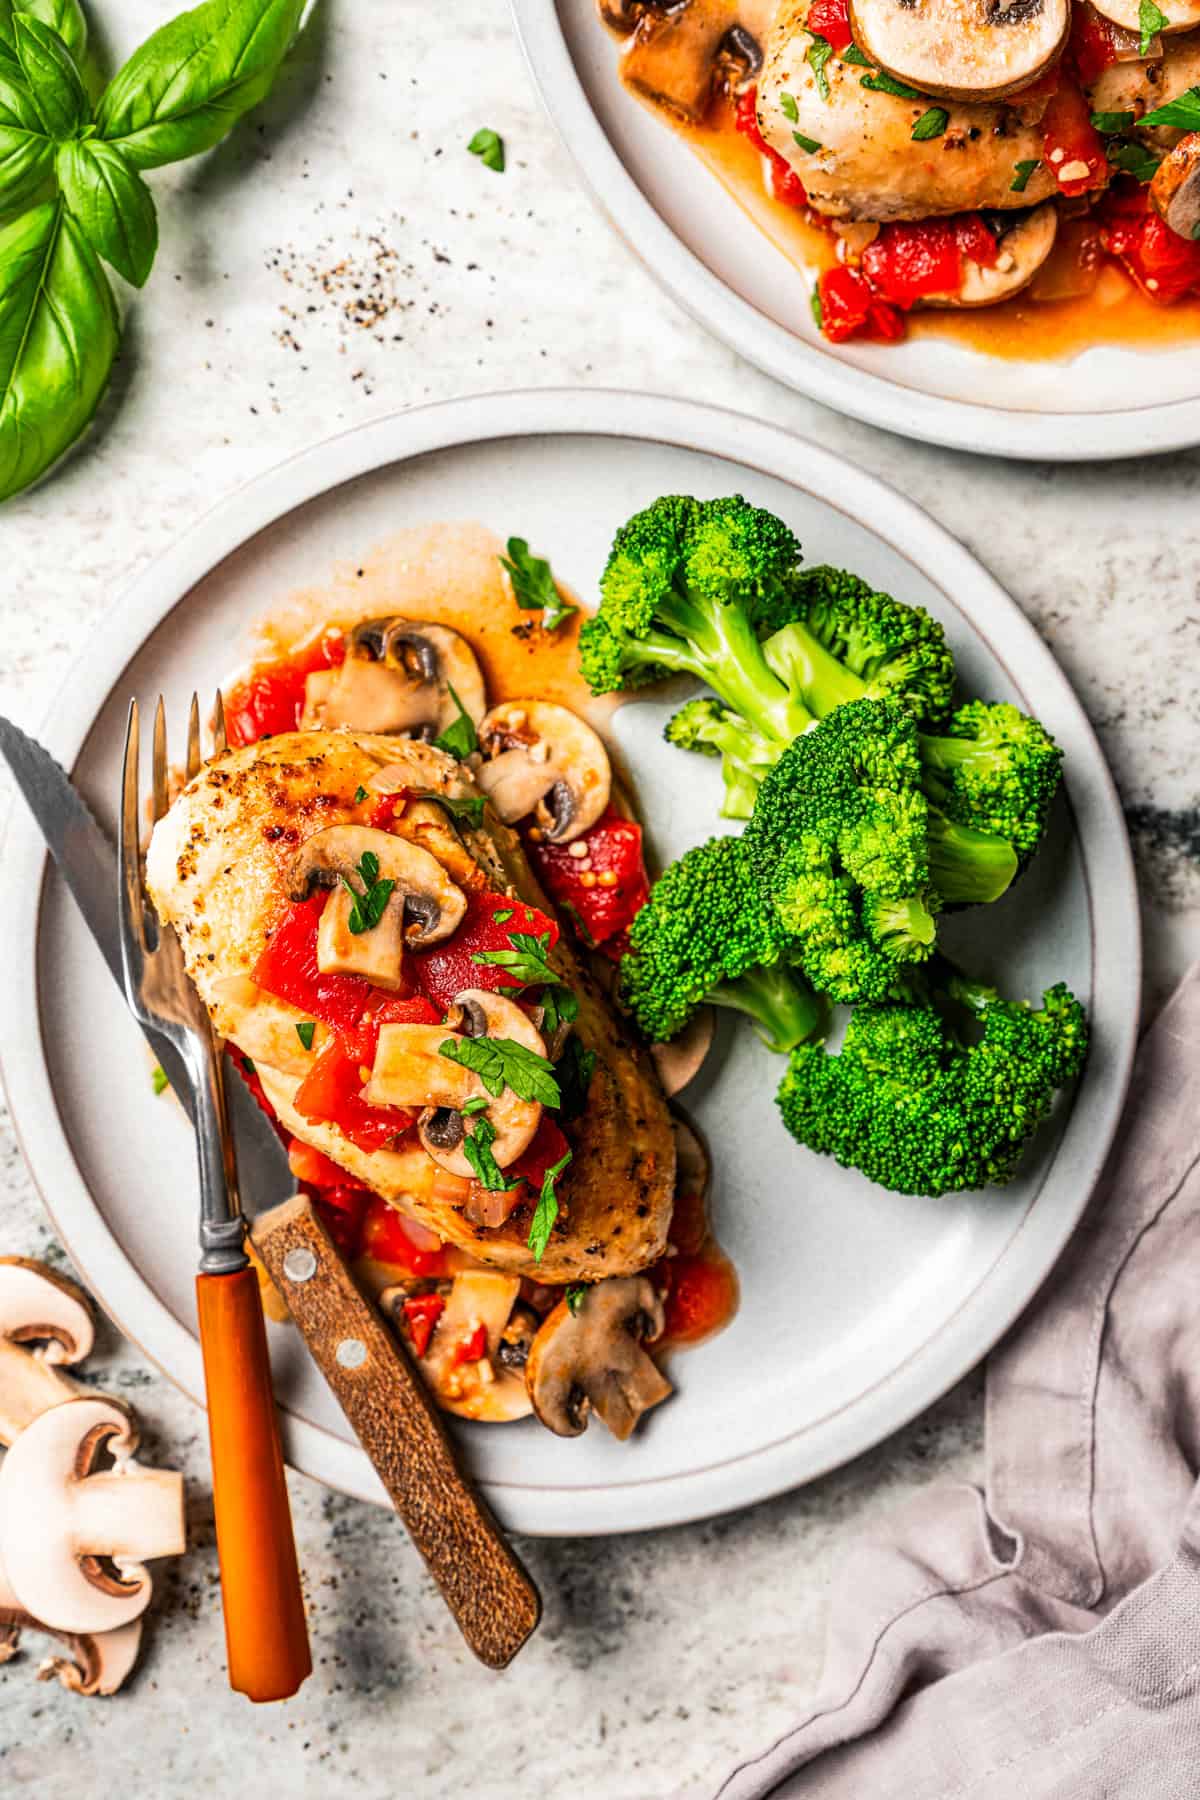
[743,700,1022,1005]
[776,970,1088,1195]
[665,697,779,821]
[578,495,811,747]
[918,701,1063,868]
[620,835,827,1052]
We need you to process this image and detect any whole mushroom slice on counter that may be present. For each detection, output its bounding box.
[382,1269,534,1422]
[848,0,1069,102]
[0,1397,185,1635]
[301,616,487,738]
[286,822,466,989]
[366,988,549,1181]
[525,1276,673,1440]
[1151,131,1200,236]
[918,203,1058,306]
[476,700,612,845]
[614,0,764,123]
[0,1600,142,1697]
[0,1259,94,1446]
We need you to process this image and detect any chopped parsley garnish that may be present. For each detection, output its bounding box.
[555,1035,596,1124]
[1142,85,1200,131]
[1011,158,1040,193]
[527,1151,572,1262]
[461,1095,490,1116]
[780,91,799,121]
[152,1065,169,1095]
[1090,110,1136,134]
[793,130,822,153]
[492,907,514,924]
[472,929,558,986]
[339,849,396,935]
[861,70,921,99]
[432,683,479,761]
[439,1035,561,1108]
[1139,0,1169,55]
[911,106,949,141]
[468,127,505,173]
[841,43,870,64]
[414,789,487,830]
[810,286,824,330]
[559,899,596,948]
[498,537,576,631]
[463,1115,522,1191]
[539,984,579,1040]
[354,785,367,803]
[296,1021,316,1051]
[804,31,835,101]
[1108,140,1161,182]
[565,1284,587,1316]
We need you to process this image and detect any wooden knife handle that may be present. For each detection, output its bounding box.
[195,1267,312,1702]
[251,1195,541,1670]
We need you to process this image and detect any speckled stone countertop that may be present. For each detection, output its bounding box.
[0,5,1197,1796]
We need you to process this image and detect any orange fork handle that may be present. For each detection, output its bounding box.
[196,1269,312,1703]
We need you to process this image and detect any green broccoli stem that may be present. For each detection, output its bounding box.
[707,962,828,1054]
[762,620,871,719]
[864,892,939,958]
[925,809,1017,905]
[917,733,1000,812]
[654,582,810,745]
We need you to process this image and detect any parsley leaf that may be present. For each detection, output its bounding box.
[1011,158,1040,193]
[1108,139,1161,182]
[296,1021,315,1051]
[1139,0,1169,55]
[498,536,576,632]
[439,1035,561,1108]
[493,907,514,924]
[860,69,921,99]
[463,1115,522,1191]
[528,1151,572,1262]
[810,286,824,331]
[841,42,870,64]
[468,127,505,173]
[413,789,487,830]
[780,91,799,121]
[555,1035,596,1124]
[559,899,596,948]
[1090,110,1136,134]
[805,31,834,101]
[461,1095,490,1116]
[565,1284,587,1316]
[539,984,579,1040]
[1142,85,1200,131]
[911,106,948,141]
[793,130,822,153]
[472,929,558,986]
[354,785,367,803]
[152,1064,169,1096]
[433,683,479,761]
[339,850,396,935]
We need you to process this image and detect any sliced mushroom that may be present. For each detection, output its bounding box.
[1089,0,1200,34]
[1152,130,1200,237]
[848,0,1069,103]
[286,823,466,989]
[651,1007,715,1096]
[301,618,486,738]
[918,203,1058,307]
[525,1277,673,1440]
[477,701,611,845]
[0,1397,185,1635]
[1085,27,1200,140]
[381,1270,532,1422]
[0,1556,142,1699]
[364,1023,480,1111]
[0,1260,94,1447]
[620,0,761,122]
[402,990,547,1180]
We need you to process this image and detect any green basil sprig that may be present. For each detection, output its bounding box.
[0,0,304,503]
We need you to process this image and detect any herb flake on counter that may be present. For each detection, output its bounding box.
[439,1035,561,1108]
[528,1151,572,1262]
[468,127,505,173]
[911,107,948,141]
[433,683,479,760]
[1011,158,1039,193]
[296,1021,315,1051]
[499,536,576,631]
[1139,0,1169,55]
[340,849,395,935]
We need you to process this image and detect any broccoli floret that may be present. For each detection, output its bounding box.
[579,495,811,746]
[664,698,777,820]
[744,700,1019,1004]
[918,701,1063,867]
[620,835,827,1052]
[776,974,1089,1195]
[762,565,956,727]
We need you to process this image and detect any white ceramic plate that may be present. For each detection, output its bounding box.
[512,0,1200,460]
[0,392,1139,1534]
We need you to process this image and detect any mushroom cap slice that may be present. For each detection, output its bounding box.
[525,1276,673,1440]
[414,989,548,1179]
[848,0,1069,103]
[287,821,467,961]
[477,700,612,845]
[1151,129,1200,236]
[917,202,1058,306]
[1085,28,1200,140]
[619,0,760,123]
[0,1259,94,1447]
[0,1397,185,1635]
[1089,0,1200,33]
[301,617,487,737]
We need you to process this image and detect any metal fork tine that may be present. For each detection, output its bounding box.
[186,693,202,780]
[212,690,227,758]
[118,700,148,962]
[152,696,169,824]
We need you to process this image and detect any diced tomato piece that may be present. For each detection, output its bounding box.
[954,213,999,270]
[1042,82,1108,197]
[401,1292,446,1358]
[452,1321,489,1366]
[312,1185,370,1259]
[409,890,559,1010]
[1069,0,1124,83]
[507,1114,572,1199]
[806,0,852,51]
[863,218,962,306]
[366,791,405,830]
[817,265,905,343]
[223,631,344,749]
[293,1038,416,1153]
[360,1195,449,1277]
[659,1252,739,1345]
[528,811,650,946]
[734,87,808,208]
[253,895,440,1046]
[1100,186,1200,301]
[288,1137,353,1189]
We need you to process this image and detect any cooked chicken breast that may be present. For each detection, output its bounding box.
[760,0,1057,220]
[1085,28,1200,143]
[146,731,675,1282]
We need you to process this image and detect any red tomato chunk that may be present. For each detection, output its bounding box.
[806,0,853,51]
[224,631,344,748]
[734,87,808,209]
[1041,83,1108,198]
[529,810,650,946]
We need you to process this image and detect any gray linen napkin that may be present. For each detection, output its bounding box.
[717,963,1200,1799]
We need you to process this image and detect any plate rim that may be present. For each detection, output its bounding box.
[0,388,1141,1534]
[510,0,1200,462]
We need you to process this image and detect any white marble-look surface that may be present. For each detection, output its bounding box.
[0,4,1197,1795]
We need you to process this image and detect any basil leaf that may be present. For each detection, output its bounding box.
[439,1034,561,1109]
[1141,85,1200,131]
[432,681,478,760]
[57,139,158,287]
[805,32,834,102]
[0,200,118,502]
[14,12,86,137]
[793,129,821,153]
[1139,0,1169,55]
[860,69,921,99]
[527,1151,571,1262]
[467,126,504,173]
[911,106,948,141]
[472,929,557,986]
[0,63,52,209]
[295,1020,315,1051]
[95,0,305,170]
[1090,110,1136,134]
[554,1034,595,1124]
[1108,139,1161,182]
[0,0,86,64]
[565,1283,587,1316]
[498,535,576,631]
[463,1115,521,1191]
[780,91,798,122]
[841,43,870,64]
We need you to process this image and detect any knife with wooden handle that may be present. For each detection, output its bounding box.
[252,1194,541,1670]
